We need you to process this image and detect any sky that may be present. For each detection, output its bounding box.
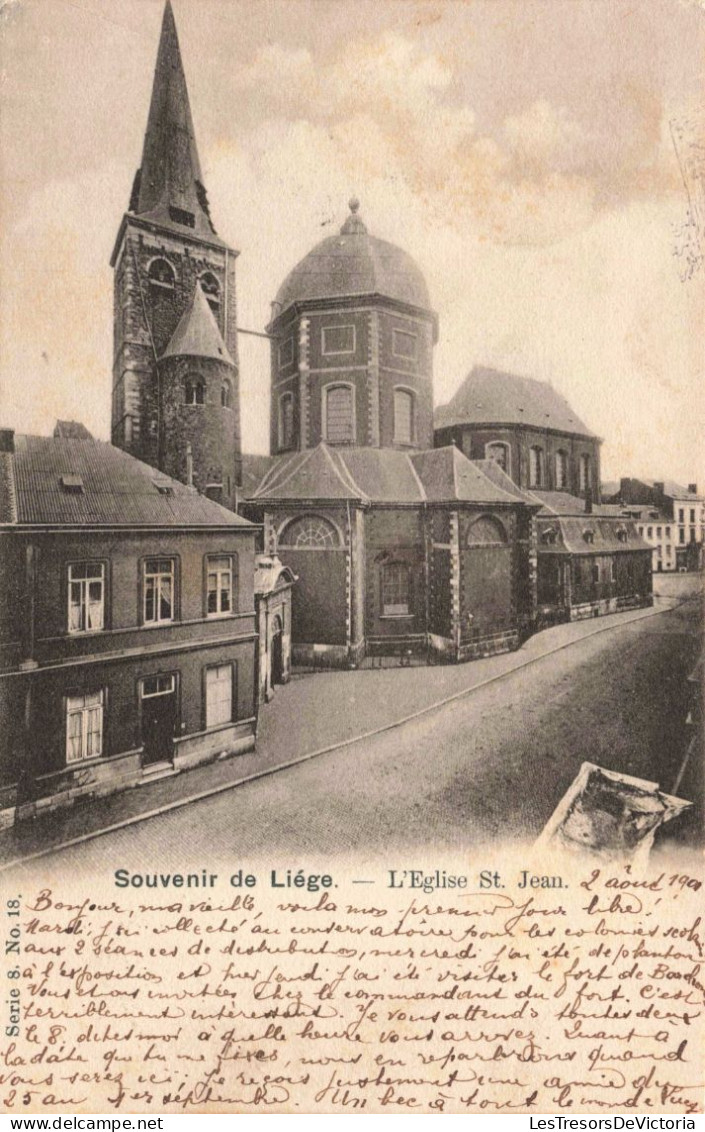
[0,0,703,485]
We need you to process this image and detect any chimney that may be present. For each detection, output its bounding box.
[186,442,194,489]
[585,488,593,515]
[688,483,697,494]
[0,428,15,453]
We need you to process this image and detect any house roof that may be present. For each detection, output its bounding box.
[273,200,432,320]
[434,366,596,436]
[2,435,254,528]
[247,442,534,507]
[537,514,651,556]
[53,420,93,440]
[162,283,234,365]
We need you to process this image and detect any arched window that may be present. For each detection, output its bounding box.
[486,441,510,474]
[529,446,544,488]
[279,515,340,549]
[148,258,175,291]
[579,453,592,492]
[393,388,414,445]
[323,384,355,445]
[185,376,205,406]
[381,562,411,616]
[221,380,232,409]
[200,272,220,314]
[555,450,568,490]
[466,515,508,546]
[278,392,295,449]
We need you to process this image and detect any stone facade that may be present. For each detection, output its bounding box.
[110,2,241,508]
[0,434,259,829]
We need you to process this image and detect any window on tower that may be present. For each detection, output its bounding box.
[323,384,355,445]
[579,453,592,493]
[278,392,295,449]
[221,380,232,409]
[555,450,568,490]
[185,377,205,406]
[200,272,221,315]
[529,446,544,488]
[393,388,414,445]
[486,441,510,475]
[148,258,175,291]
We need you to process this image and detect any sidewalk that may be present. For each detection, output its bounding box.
[0,585,697,866]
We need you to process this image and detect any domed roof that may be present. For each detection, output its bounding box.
[273,200,431,316]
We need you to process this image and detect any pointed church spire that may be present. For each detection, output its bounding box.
[132,1,216,238]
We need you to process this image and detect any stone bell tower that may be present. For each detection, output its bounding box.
[110,1,241,505]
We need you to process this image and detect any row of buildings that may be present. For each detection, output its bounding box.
[0,2,671,826]
[601,478,704,574]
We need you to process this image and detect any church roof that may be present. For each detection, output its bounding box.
[53,420,93,440]
[129,2,225,245]
[272,200,432,320]
[435,366,596,437]
[1,434,253,528]
[247,443,534,507]
[410,448,537,505]
[161,283,235,365]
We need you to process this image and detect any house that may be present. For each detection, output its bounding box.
[0,429,259,827]
[528,490,653,624]
[434,366,602,502]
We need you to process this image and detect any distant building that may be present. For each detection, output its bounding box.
[527,490,653,625]
[0,429,259,827]
[605,478,704,572]
[434,367,602,503]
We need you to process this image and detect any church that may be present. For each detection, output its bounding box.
[109,2,652,669]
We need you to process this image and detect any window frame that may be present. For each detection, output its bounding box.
[321,324,356,357]
[278,391,295,450]
[185,376,205,406]
[392,326,417,361]
[205,662,237,730]
[65,689,105,764]
[142,557,177,626]
[555,450,568,490]
[485,441,511,477]
[67,560,106,635]
[147,257,176,292]
[380,560,412,618]
[529,445,544,488]
[278,337,294,370]
[579,453,592,493]
[279,515,342,549]
[393,386,415,446]
[205,553,235,618]
[200,271,221,314]
[322,382,356,446]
